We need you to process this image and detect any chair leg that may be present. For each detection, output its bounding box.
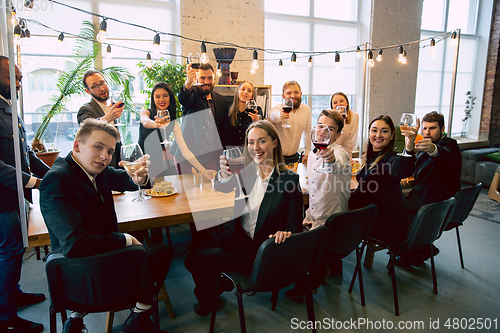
[430,244,438,295]
[152,296,160,333]
[49,305,57,333]
[158,284,176,319]
[43,245,49,262]
[356,248,366,306]
[35,246,41,260]
[348,248,358,294]
[270,290,279,311]
[304,274,317,333]
[455,227,465,269]
[209,277,220,333]
[105,311,114,333]
[166,226,172,247]
[236,291,247,333]
[388,251,399,316]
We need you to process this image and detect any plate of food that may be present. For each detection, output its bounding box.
[145,181,178,197]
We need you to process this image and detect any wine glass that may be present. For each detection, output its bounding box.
[110,91,125,127]
[311,124,332,174]
[121,143,151,202]
[398,113,417,157]
[157,110,171,144]
[282,98,293,128]
[188,52,201,85]
[335,105,347,120]
[246,100,259,118]
[223,147,249,200]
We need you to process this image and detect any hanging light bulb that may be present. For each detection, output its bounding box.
[23,0,34,16]
[334,52,341,70]
[21,29,31,47]
[376,49,383,62]
[279,59,284,72]
[152,33,160,57]
[200,42,209,64]
[250,67,257,75]
[290,52,297,71]
[251,50,259,70]
[367,50,375,68]
[11,9,18,26]
[13,25,21,46]
[402,49,408,64]
[430,38,437,59]
[146,52,153,69]
[216,62,222,77]
[398,45,404,63]
[450,31,458,46]
[105,44,112,60]
[97,19,107,44]
[58,32,64,43]
[307,56,313,68]
[356,46,362,59]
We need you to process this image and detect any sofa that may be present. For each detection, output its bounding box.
[461,147,500,187]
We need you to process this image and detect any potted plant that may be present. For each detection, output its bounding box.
[31,21,134,165]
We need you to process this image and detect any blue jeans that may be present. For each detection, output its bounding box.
[0,210,24,323]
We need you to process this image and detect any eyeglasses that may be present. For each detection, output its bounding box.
[89,81,107,91]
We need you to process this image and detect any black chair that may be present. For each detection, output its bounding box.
[209,226,329,333]
[45,245,161,333]
[323,205,378,306]
[369,197,455,316]
[439,183,482,268]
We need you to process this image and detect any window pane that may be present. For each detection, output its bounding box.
[421,0,446,31]
[265,0,310,16]
[447,0,477,34]
[314,0,357,21]
[415,72,443,107]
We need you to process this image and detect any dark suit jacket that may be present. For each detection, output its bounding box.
[39,152,138,258]
[77,98,122,168]
[0,98,49,212]
[214,167,303,253]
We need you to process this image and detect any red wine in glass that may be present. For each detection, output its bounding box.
[228,160,244,174]
[313,142,329,150]
[282,106,292,114]
[191,63,200,70]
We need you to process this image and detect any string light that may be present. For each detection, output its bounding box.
[398,45,404,63]
[216,62,222,77]
[146,52,153,68]
[152,33,161,57]
[279,59,283,72]
[367,50,375,68]
[97,19,107,44]
[251,50,259,70]
[357,46,362,59]
[376,49,383,62]
[57,32,64,42]
[13,25,21,46]
[106,44,112,60]
[450,31,458,47]
[21,29,31,47]
[290,52,297,71]
[200,42,209,64]
[334,52,341,70]
[307,56,313,68]
[430,38,437,59]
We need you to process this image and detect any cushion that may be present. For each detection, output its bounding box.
[485,152,500,163]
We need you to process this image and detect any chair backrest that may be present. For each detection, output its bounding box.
[444,183,482,229]
[45,245,151,314]
[249,226,329,293]
[324,204,378,258]
[404,197,456,250]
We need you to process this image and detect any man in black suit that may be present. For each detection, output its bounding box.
[39,119,173,333]
[77,69,124,168]
[0,56,48,333]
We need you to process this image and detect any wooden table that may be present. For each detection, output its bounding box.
[28,175,234,247]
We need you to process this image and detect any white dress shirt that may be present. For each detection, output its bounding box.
[336,110,359,158]
[303,143,351,230]
[269,104,312,156]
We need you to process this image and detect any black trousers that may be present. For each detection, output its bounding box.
[143,243,174,303]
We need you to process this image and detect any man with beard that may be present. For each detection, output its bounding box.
[0,56,48,333]
[77,69,124,168]
[269,81,312,165]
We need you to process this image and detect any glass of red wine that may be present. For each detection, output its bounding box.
[188,52,201,85]
[282,98,293,128]
[398,113,417,157]
[223,147,249,200]
[246,100,258,118]
[311,124,332,173]
[111,91,125,126]
[336,105,347,120]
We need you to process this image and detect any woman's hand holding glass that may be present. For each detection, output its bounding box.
[219,155,231,179]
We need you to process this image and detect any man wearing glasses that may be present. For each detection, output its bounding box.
[77,69,124,168]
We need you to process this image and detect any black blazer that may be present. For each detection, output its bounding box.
[214,166,303,252]
[77,98,122,168]
[39,152,138,258]
[0,98,49,212]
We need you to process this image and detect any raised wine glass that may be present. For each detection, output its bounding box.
[110,91,125,126]
[311,124,332,174]
[282,98,293,128]
[246,100,259,118]
[188,52,201,85]
[121,143,150,202]
[398,113,417,157]
[157,110,171,145]
[223,147,249,200]
[335,105,347,120]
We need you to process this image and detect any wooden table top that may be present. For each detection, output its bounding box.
[28,175,234,247]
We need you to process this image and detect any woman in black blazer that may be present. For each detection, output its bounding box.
[184,120,303,316]
[349,115,416,243]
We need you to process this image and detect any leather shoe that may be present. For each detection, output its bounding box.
[62,317,87,333]
[193,297,225,317]
[15,292,45,307]
[122,310,154,333]
[1,316,43,333]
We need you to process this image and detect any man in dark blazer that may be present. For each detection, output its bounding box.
[0,56,48,333]
[77,69,124,168]
[39,119,173,333]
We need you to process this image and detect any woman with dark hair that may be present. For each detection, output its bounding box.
[348,115,416,242]
[185,120,303,316]
[330,92,359,157]
[139,82,215,179]
[228,81,263,147]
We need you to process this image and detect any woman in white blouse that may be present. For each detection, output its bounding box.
[330,92,359,158]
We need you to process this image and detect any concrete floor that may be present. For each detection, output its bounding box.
[18,215,500,333]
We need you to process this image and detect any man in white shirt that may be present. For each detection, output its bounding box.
[269,81,311,165]
[77,69,124,168]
